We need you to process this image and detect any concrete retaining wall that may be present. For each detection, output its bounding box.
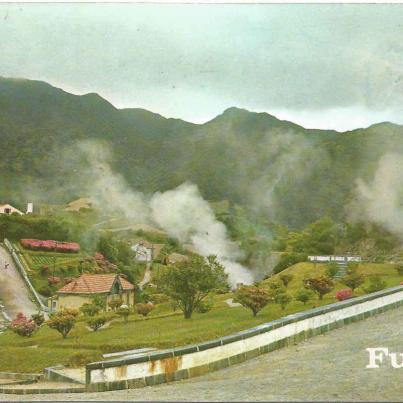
[86,285,403,392]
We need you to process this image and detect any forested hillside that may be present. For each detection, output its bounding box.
[1,76,403,228]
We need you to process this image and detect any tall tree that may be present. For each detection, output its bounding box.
[156,255,228,319]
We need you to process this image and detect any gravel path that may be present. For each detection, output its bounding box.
[1,306,402,401]
[0,245,37,318]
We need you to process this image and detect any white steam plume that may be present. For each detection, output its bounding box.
[352,152,403,239]
[150,183,253,287]
[79,141,253,287]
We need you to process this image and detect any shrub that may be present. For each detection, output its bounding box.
[341,271,365,291]
[79,303,100,317]
[365,276,387,293]
[31,312,45,327]
[47,308,79,338]
[108,298,122,311]
[116,305,131,322]
[66,352,96,368]
[335,288,353,301]
[274,291,292,310]
[325,262,339,278]
[9,313,37,337]
[295,289,312,305]
[40,265,49,275]
[91,295,106,310]
[38,286,52,297]
[303,276,334,300]
[234,285,271,317]
[48,276,61,286]
[135,302,155,317]
[279,274,294,288]
[87,315,108,331]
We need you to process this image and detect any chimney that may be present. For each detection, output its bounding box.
[26,203,33,214]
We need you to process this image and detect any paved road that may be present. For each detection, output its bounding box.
[0,245,37,319]
[2,306,402,402]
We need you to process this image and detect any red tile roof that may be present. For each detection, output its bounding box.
[57,274,134,294]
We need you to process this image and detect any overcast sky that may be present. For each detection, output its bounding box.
[1,3,403,130]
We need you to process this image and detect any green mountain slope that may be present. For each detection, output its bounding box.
[1,76,402,228]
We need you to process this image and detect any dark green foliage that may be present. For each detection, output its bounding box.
[38,286,52,297]
[97,234,134,266]
[273,253,307,274]
[5,78,403,230]
[31,313,45,327]
[156,255,228,319]
[274,291,292,310]
[325,262,339,278]
[91,295,107,310]
[295,289,312,305]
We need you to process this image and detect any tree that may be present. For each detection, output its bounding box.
[116,305,131,322]
[274,291,292,310]
[279,274,294,288]
[341,271,365,291]
[87,315,108,331]
[303,276,334,300]
[156,255,228,319]
[47,308,79,338]
[325,262,339,278]
[234,285,271,317]
[9,313,37,337]
[79,303,100,317]
[295,288,312,305]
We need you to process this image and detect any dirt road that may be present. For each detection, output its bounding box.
[0,245,37,319]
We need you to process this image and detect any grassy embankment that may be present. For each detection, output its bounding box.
[0,262,400,373]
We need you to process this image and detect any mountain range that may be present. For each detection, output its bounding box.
[1,76,402,228]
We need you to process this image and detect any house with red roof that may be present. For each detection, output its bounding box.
[49,273,135,311]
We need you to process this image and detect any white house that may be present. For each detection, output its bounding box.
[132,240,154,262]
[0,204,24,215]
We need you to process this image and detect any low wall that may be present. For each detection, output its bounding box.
[3,239,49,312]
[86,285,403,392]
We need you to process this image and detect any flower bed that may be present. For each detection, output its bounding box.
[20,239,80,253]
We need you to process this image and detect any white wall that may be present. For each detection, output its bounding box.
[88,287,403,384]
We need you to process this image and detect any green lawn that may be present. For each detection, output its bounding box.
[0,262,401,373]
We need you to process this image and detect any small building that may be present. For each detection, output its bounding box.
[131,240,164,263]
[49,273,135,311]
[0,204,24,215]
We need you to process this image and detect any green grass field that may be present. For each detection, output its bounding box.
[0,262,401,373]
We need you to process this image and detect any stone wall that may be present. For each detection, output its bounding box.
[86,285,403,392]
